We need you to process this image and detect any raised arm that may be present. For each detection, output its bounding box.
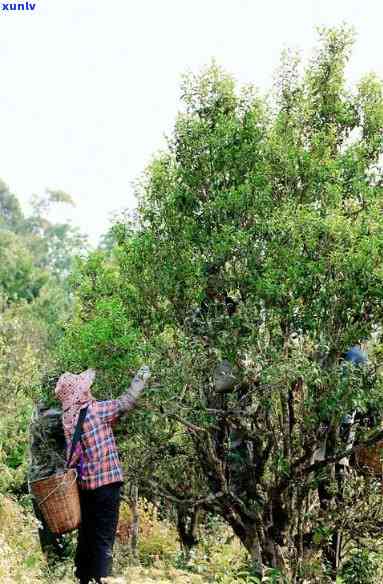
[97,365,151,424]
[118,365,151,413]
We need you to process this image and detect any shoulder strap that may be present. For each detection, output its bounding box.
[67,405,89,468]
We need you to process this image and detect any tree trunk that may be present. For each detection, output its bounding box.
[130,485,139,563]
[177,505,202,557]
[243,531,264,577]
[223,517,264,577]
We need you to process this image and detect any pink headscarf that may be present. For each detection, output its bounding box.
[55,369,96,438]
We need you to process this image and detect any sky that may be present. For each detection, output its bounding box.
[0,0,382,244]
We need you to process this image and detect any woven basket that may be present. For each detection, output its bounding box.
[30,469,81,534]
[355,441,383,477]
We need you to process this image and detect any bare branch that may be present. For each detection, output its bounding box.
[148,479,225,507]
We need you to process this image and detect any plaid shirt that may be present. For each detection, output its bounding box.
[67,391,139,490]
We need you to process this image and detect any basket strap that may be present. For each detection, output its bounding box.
[67,406,89,468]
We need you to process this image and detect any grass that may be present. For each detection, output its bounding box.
[0,496,277,583]
[0,494,45,583]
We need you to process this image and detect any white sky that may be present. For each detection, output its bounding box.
[0,0,382,244]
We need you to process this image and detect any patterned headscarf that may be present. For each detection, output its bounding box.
[55,369,96,437]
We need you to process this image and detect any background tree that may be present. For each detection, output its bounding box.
[0,182,88,494]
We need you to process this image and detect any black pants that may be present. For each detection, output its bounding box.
[75,482,122,584]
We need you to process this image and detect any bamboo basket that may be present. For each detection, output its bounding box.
[355,441,383,477]
[30,469,81,534]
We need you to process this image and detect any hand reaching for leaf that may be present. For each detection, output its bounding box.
[119,365,152,413]
[134,365,151,385]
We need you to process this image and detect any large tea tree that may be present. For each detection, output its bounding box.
[62,27,383,577]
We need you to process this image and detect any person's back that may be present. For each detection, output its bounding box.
[64,399,125,489]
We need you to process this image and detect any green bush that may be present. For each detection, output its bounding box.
[340,549,378,584]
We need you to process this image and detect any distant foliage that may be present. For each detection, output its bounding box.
[0,183,87,495]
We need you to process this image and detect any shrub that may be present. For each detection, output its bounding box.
[340,549,378,584]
